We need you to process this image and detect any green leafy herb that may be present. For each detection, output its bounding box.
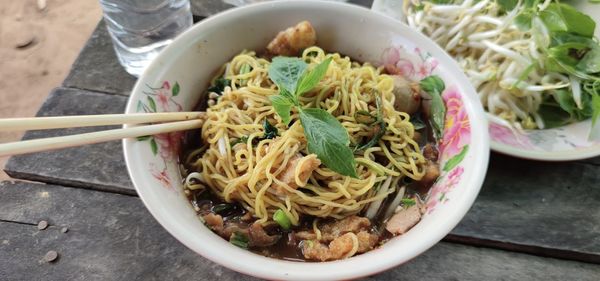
[268,57,308,94]
[273,209,292,230]
[496,0,518,13]
[207,77,231,94]
[401,198,416,207]
[296,58,332,96]
[410,115,426,130]
[172,82,180,96]
[300,108,358,178]
[420,75,446,139]
[539,3,596,38]
[230,232,249,249]
[592,92,600,128]
[354,110,377,125]
[577,44,600,74]
[230,136,249,147]
[443,145,469,172]
[212,203,233,214]
[355,97,386,151]
[262,119,278,140]
[514,11,534,31]
[268,57,358,177]
[270,95,294,125]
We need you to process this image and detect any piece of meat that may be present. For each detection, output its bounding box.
[356,231,379,253]
[422,143,439,161]
[267,21,317,56]
[302,233,355,261]
[385,203,422,235]
[248,223,281,247]
[421,160,440,184]
[295,216,372,242]
[277,154,321,192]
[392,76,421,115]
[203,213,224,233]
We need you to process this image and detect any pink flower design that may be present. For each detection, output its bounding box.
[425,166,464,214]
[162,81,171,90]
[154,131,183,161]
[439,86,471,158]
[150,164,172,189]
[381,46,439,80]
[489,122,533,149]
[156,88,170,112]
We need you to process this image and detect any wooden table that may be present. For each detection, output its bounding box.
[2,1,599,280]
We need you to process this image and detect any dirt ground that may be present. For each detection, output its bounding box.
[0,0,102,180]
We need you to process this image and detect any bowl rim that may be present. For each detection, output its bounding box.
[123,1,490,279]
[490,135,600,161]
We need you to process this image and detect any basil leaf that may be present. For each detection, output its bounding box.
[496,0,518,12]
[296,57,332,96]
[208,78,231,94]
[514,11,533,31]
[540,3,596,38]
[538,103,573,128]
[420,76,446,139]
[577,44,600,74]
[270,95,294,125]
[268,57,308,94]
[262,119,278,140]
[592,92,600,128]
[299,108,357,178]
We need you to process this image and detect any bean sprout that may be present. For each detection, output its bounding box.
[404,0,570,129]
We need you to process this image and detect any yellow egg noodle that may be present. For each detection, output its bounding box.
[184,47,426,227]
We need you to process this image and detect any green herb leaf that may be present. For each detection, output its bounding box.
[299,108,357,178]
[268,57,308,94]
[270,95,294,125]
[496,0,518,13]
[420,76,446,139]
[136,135,151,141]
[172,82,180,96]
[273,209,292,230]
[540,3,596,38]
[577,44,600,74]
[354,110,377,125]
[592,92,600,128]
[514,11,533,31]
[401,198,416,207]
[230,232,249,249]
[212,203,233,214]
[147,96,157,112]
[207,78,231,94]
[410,116,426,130]
[296,57,332,96]
[538,102,573,128]
[443,145,469,172]
[150,138,158,155]
[230,136,249,147]
[262,119,278,140]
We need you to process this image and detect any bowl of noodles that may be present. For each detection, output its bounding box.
[123,1,489,279]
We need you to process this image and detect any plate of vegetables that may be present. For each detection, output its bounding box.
[373,0,600,160]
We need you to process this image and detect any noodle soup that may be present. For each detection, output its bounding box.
[180,22,443,261]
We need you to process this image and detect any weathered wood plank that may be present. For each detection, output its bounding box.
[1,181,599,281]
[62,22,137,96]
[4,87,134,194]
[450,152,600,263]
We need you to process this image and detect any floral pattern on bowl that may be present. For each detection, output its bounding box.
[136,81,184,190]
[382,45,471,214]
[489,120,600,160]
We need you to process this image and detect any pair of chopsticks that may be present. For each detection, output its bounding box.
[0,112,206,157]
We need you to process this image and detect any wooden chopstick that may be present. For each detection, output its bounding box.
[0,119,204,157]
[0,112,205,131]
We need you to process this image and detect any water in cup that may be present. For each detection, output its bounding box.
[99,0,193,76]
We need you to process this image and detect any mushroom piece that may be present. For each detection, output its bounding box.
[391,76,421,115]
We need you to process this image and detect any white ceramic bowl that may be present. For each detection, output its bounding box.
[123,1,490,280]
[373,0,600,161]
